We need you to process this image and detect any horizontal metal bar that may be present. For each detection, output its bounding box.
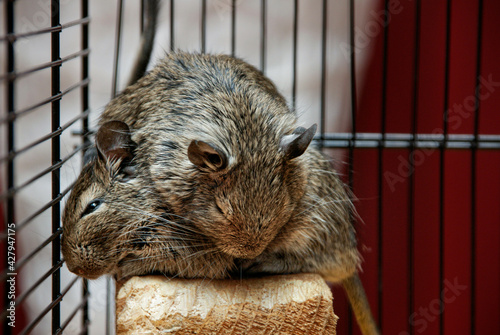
[0,48,90,81]
[70,130,500,149]
[0,259,64,321]
[0,181,75,250]
[0,229,62,282]
[19,275,79,335]
[5,179,76,237]
[0,17,90,43]
[0,79,90,125]
[0,107,89,164]
[0,142,84,200]
[318,132,500,142]
[315,132,500,150]
[16,256,63,307]
[71,129,95,137]
[56,290,90,335]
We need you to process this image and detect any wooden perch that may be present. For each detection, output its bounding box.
[116,273,338,335]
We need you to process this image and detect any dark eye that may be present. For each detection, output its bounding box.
[81,199,103,218]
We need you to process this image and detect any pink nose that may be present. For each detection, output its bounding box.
[67,262,84,275]
[74,267,85,276]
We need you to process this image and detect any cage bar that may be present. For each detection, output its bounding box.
[348,1,356,333]
[6,179,77,234]
[1,145,84,204]
[377,0,391,330]
[0,78,90,126]
[56,295,89,335]
[470,1,484,334]
[81,0,91,333]
[0,107,89,166]
[0,49,90,82]
[0,17,90,43]
[439,2,453,333]
[231,0,236,56]
[112,0,124,97]
[319,0,327,146]
[2,1,499,334]
[170,0,175,51]
[260,0,267,72]
[201,0,207,53]
[20,275,77,335]
[408,1,422,334]
[291,0,298,112]
[4,1,16,334]
[50,0,62,332]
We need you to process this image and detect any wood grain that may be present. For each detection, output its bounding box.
[116,273,337,334]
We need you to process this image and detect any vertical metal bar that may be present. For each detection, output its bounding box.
[231,0,236,57]
[51,0,62,333]
[140,0,145,33]
[81,0,91,162]
[348,0,356,188]
[347,1,357,333]
[105,277,112,335]
[408,2,421,334]
[471,1,483,334]
[439,2,452,334]
[81,0,90,333]
[109,0,125,332]
[170,0,175,51]
[4,1,15,333]
[260,0,267,73]
[319,0,327,147]
[107,2,124,328]
[201,0,207,53]
[291,0,298,112]
[112,0,124,97]
[378,0,390,331]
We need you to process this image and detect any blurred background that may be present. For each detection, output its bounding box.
[1,0,499,334]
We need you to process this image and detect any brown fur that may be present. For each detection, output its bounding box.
[62,52,379,334]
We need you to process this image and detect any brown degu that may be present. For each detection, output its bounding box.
[61,4,378,333]
[62,52,379,334]
[63,51,358,280]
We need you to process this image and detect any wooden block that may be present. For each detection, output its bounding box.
[116,273,338,335]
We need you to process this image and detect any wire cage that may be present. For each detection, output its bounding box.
[1,0,500,334]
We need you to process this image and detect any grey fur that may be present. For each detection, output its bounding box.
[62,52,379,334]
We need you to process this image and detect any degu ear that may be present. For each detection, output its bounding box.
[82,146,98,166]
[95,121,137,164]
[280,124,317,160]
[188,140,228,172]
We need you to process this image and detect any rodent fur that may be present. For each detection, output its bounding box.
[62,52,380,334]
[62,52,360,281]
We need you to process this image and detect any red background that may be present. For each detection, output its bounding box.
[332,0,500,334]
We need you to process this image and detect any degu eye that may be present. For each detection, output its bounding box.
[81,199,103,218]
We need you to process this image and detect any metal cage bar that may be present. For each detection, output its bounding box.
[112,0,124,98]
[319,0,327,147]
[170,0,175,52]
[201,0,207,53]
[2,0,91,333]
[81,0,91,332]
[377,0,391,330]
[4,1,16,333]
[231,0,236,56]
[408,2,422,334]
[438,2,453,333]
[260,0,267,73]
[470,1,484,334]
[3,1,499,334]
